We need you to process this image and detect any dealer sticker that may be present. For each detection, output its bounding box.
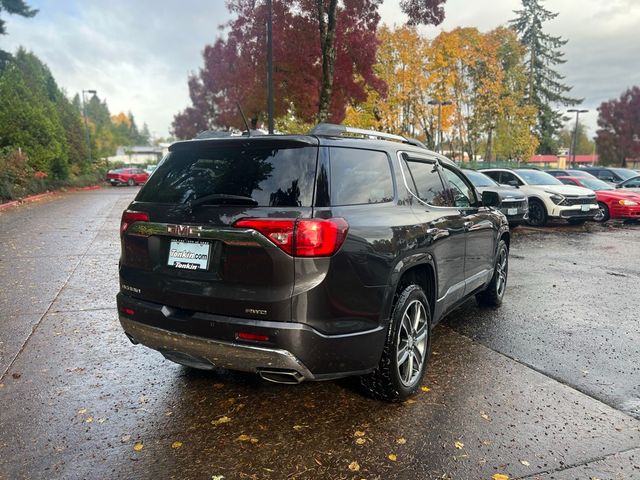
[167,239,211,271]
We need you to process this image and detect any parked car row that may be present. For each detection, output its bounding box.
[464,167,640,226]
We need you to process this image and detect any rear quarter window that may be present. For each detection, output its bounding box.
[329,147,393,206]
[135,144,318,207]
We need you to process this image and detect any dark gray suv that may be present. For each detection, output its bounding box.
[117,124,510,401]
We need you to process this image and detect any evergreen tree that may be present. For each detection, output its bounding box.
[510,0,580,154]
[0,0,37,66]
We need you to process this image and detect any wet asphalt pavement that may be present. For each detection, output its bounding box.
[0,188,639,480]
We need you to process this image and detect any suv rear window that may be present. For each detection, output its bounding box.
[136,144,317,207]
[330,148,393,205]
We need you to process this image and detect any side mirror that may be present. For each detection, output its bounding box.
[507,180,520,188]
[482,190,501,208]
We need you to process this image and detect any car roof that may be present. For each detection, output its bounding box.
[168,134,458,169]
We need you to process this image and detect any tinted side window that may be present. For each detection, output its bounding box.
[483,171,501,183]
[136,145,317,207]
[501,172,521,185]
[403,159,449,206]
[625,178,640,187]
[330,148,393,205]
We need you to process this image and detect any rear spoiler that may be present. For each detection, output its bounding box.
[169,135,319,151]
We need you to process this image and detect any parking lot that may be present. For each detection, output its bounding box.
[0,187,639,479]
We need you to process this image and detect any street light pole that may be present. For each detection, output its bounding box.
[82,89,97,163]
[266,0,274,134]
[567,108,588,168]
[428,99,452,154]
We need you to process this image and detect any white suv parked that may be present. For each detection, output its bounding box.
[481,169,599,226]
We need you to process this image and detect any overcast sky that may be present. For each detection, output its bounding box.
[3,0,639,138]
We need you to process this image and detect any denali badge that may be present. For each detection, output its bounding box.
[167,224,202,237]
[245,308,268,316]
[122,284,141,294]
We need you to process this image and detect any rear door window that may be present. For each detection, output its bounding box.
[329,148,393,205]
[136,144,318,207]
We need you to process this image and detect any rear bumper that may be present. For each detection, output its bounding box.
[117,293,387,380]
[120,317,315,380]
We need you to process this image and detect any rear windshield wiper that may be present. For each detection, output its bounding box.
[186,194,258,212]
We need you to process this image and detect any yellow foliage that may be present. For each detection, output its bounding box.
[345,24,537,160]
[111,112,131,128]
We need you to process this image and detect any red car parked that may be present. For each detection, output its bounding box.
[558,176,640,222]
[106,168,149,186]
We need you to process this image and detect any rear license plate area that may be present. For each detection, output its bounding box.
[167,239,211,271]
[507,208,518,216]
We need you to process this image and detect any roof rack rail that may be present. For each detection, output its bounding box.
[309,123,427,149]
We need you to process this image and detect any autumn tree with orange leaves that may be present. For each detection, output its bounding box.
[346,25,538,161]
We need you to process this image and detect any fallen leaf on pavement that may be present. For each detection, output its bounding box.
[454,441,464,449]
[171,441,183,449]
[520,460,530,466]
[403,399,416,405]
[348,461,360,472]
[292,425,305,431]
[237,434,259,444]
[97,418,106,424]
[121,435,131,443]
[420,386,431,392]
[211,475,225,480]
[388,453,397,461]
[0,383,5,388]
[354,430,366,437]
[396,438,407,445]
[212,416,231,426]
[481,413,490,420]
[78,408,87,415]
[133,442,144,452]
[12,373,21,379]
[492,474,509,480]
[355,438,366,445]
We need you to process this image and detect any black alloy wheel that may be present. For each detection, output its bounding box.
[526,199,547,227]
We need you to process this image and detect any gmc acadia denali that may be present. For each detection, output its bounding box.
[117,124,510,401]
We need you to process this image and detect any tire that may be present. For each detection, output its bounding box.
[594,202,609,222]
[526,199,547,227]
[360,284,431,402]
[476,240,508,307]
[127,178,135,186]
[568,219,586,225]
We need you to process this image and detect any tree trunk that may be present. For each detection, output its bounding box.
[317,0,338,122]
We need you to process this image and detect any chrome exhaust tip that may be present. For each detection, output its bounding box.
[258,369,305,385]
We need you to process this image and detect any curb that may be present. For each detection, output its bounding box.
[0,184,102,211]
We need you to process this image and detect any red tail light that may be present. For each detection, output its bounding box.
[237,332,270,342]
[233,218,349,257]
[120,210,149,237]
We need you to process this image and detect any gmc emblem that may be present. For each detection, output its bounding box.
[167,224,202,237]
